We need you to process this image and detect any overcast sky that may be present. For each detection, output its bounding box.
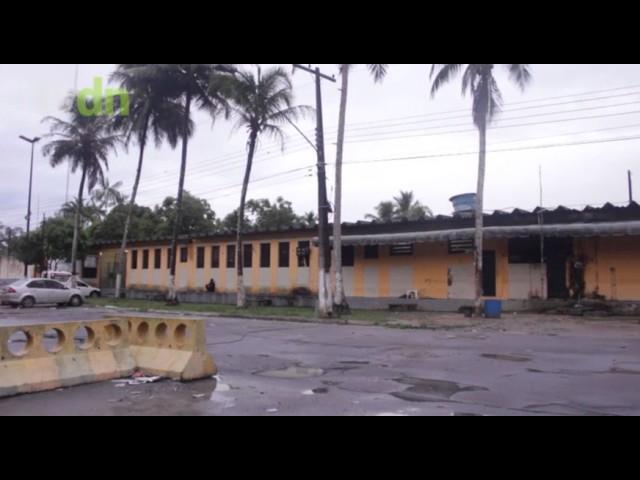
[1,64,640,229]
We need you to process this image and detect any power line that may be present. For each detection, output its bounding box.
[8,111,640,219]
[11,81,640,222]
[341,134,640,167]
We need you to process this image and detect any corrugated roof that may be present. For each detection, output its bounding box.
[332,221,640,246]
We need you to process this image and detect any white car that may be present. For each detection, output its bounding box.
[65,280,101,298]
[0,279,84,308]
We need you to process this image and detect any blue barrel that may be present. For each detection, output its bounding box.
[484,300,502,318]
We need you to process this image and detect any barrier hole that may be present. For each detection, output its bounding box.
[156,323,168,341]
[174,324,188,347]
[104,324,123,347]
[43,328,66,354]
[74,326,95,350]
[137,322,150,341]
[8,330,33,357]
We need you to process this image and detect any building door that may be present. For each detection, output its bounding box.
[483,251,497,297]
[545,238,572,299]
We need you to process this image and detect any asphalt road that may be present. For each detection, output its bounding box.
[1,305,639,416]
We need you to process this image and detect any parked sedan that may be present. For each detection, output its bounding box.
[0,279,84,308]
[0,279,20,305]
[65,280,101,298]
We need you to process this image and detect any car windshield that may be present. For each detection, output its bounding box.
[0,279,20,287]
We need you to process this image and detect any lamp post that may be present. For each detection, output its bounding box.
[19,135,41,277]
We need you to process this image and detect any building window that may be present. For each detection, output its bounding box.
[243,244,253,268]
[297,241,310,267]
[180,247,188,263]
[449,239,474,255]
[390,243,414,256]
[211,246,220,269]
[364,245,379,259]
[131,250,138,270]
[197,246,205,269]
[279,242,290,268]
[227,245,236,269]
[154,249,162,269]
[260,243,271,268]
[167,248,172,269]
[142,250,149,270]
[342,246,355,267]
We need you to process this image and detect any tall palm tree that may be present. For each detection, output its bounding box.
[42,95,120,285]
[109,64,190,299]
[141,64,235,304]
[91,177,125,212]
[333,64,388,311]
[226,66,309,308]
[430,64,532,314]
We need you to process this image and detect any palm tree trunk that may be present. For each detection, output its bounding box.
[236,131,258,308]
[474,119,487,316]
[70,167,87,288]
[333,66,350,313]
[167,90,192,304]
[115,122,148,299]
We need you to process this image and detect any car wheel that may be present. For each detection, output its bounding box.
[69,295,83,308]
[21,297,36,309]
[89,291,100,299]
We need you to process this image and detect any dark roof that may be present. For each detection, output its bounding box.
[91,202,640,248]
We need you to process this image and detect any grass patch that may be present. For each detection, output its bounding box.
[86,297,390,323]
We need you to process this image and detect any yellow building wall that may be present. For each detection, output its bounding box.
[104,233,318,295]
[98,237,513,299]
[575,236,640,300]
[96,235,640,301]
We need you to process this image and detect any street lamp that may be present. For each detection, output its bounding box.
[19,135,41,278]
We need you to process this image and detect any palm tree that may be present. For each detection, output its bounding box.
[61,199,105,226]
[365,201,395,222]
[366,192,433,222]
[333,64,388,311]
[42,95,120,285]
[226,66,309,308]
[393,190,433,221]
[140,64,235,304]
[91,177,125,212]
[109,64,189,299]
[430,64,532,314]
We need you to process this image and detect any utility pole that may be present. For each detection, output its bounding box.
[19,135,41,278]
[538,165,545,299]
[628,170,634,205]
[293,64,336,318]
[42,214,47,276]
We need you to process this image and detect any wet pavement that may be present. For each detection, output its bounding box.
[1,306,640,416]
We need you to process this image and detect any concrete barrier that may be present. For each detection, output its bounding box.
[119,316,217,381]
[0,317,216,398]
[0,319,134,398]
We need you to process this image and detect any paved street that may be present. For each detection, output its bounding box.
[1,305,640,416]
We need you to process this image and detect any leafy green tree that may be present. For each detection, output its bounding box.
[90,204,161,243]
[154,192,217,237]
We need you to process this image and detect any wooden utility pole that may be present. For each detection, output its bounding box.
[629,170,634,205]
[292,64,336,317]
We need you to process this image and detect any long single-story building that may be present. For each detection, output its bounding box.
[90,200,640,306]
